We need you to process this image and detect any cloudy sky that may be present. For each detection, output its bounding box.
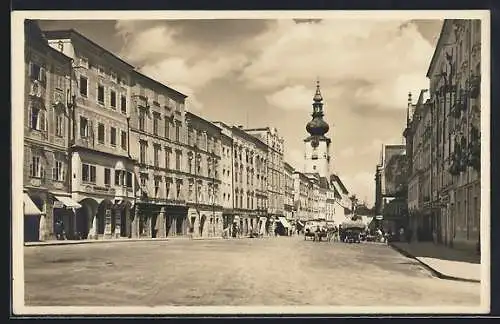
[38,18,442,206]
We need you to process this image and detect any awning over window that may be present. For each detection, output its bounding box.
[278,217,291,228]
[54,196,82,209]
[24,193,42,216]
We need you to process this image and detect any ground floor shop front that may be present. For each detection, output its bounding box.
[408,180,480,253]
[23,188,83,242]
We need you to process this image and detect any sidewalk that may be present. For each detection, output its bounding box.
[24,235,275,247]
[390,242,481,283]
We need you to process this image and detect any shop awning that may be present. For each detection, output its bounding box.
[54,196,82,209]
[24,193,42,216]
[278,216,291,228]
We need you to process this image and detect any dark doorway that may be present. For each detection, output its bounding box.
[151,213,158,238]
[120,207,129,237]
[165,214,173,237]
[176,216,184,235]
[24,215,41,242]
[199,215,206,236]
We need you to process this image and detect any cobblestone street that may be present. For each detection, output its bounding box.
[24,237,480,307]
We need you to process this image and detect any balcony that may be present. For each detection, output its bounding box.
[115,186,134,198]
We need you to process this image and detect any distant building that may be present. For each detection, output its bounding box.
[185,112,224,238]
[283,162,295,221]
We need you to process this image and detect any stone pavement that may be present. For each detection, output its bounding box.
[390,242,481,283]
[23,235,272,247]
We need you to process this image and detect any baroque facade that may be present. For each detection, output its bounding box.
[23,21,76,242]
[45,29,137,241]
[405,19,481,251]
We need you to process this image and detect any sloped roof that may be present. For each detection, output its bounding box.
[330,174,349,195]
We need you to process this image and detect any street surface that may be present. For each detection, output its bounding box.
[24,236,480,306]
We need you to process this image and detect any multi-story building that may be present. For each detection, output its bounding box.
[404,90,433,241]
[293,171,310,224]
[128,71,189,239]
[283,162,295,221]
[44,28,137,240]
[406,19,481,251]
[185,112,224,238]
[23,21,76,242]
[211,122,234,234]
[325,188,337,222]
[244,127,285,221]
[228,125,269,236]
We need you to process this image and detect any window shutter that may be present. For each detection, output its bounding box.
[39,67,46,83]
[52,167,57,181]
[30,159,34,177]
[28,62,33,77]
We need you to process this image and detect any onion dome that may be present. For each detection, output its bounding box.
[306,80,330,136]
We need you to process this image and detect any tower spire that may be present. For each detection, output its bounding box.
[313,78,323,102]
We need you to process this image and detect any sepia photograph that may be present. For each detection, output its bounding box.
[11,10,490,315]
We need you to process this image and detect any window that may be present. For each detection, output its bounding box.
[110,70,118,83]
[176,180,182,199]
[175,122,181,142]
[104,168,111,186]
[140,174,147,188]
[139,108,146,131]
[110,90,116,109]
[121,131,127,150]
[175,151,181,171]
[110,127,117,146]
[29,103,46,131]
[154,145,160,168]
[165,149,171,169]
[153,113,160,136]
[140,141,147,164]
[97,123,105,144]
[55,113,64,137]
[29,62,46,83]
[30,155,41,178]
[166,179,172,198]
[115,170,122,186]
[164,118,170,138]
[121,95,127,114]
[79,76,88,97]
[55,74,64,90]
[154,177,161,197]
[97,85,105,105]
[82,163,96,183]
[126,172,133,188]
[80,116,89,138]
[52,160,65,182]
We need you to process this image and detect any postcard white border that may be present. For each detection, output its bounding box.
[11,10,491,316]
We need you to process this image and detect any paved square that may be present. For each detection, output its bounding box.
[24,237,480,306]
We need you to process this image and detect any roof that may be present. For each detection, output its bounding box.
[231,126,268,149]
[43,29,135,70]
[25,20,72,64]
[330,174,349,195]
[426,20,450,78]
[185,112,222,133]
[133,70,188,100]
[283,162,295,172]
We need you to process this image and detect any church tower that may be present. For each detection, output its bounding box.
[304,80,331,177]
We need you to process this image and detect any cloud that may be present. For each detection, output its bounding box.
[240,19,436,114]
[266,85,313,111]
[342,171,376,206]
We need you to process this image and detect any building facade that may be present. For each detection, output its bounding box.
[128,71,189,239]
[45,29,137,241]
[185,112,224,238]
[405,19,481,251]
[23,21,76,242]
[293,171,310,223]
[244,127,285,224]
[211,122,234,234]
[228,125,269,236]
[283,162,295,221]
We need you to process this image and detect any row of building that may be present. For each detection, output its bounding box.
[23,20,354,242]
[374,19,482,252]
